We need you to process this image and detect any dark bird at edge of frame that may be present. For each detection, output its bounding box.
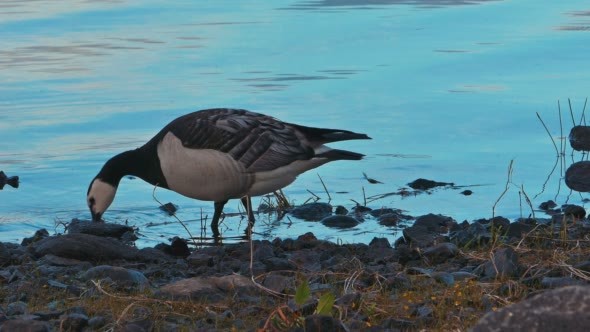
[87,108,371,239]
[0,171,19,190]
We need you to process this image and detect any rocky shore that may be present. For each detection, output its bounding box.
[2,202,590,331]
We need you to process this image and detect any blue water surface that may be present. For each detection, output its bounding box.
[1,0,590,247]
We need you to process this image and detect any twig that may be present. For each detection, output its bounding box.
[536,112,559,155]
[492,160,514,218]
[317,173,331,202]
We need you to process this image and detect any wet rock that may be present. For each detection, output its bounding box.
[159,202,178,215]
[377,213,401,226]
[539,200,557,211]
[253,241,275,261]
[506,220,536,239]
[369,237,391,249]
[67,219,135,239]
[399,214,454,248]
[40,254,92,268]
[472,286,590,332]
[263,257,297,271]
[569,125,590,151]
[321,215,359,228]
[290,250,322,271]
[408,178,453,190]
[450,222,491,247]
[155,237,190,257]
[88,316,107,329]
[565,161,590,192]
[81,265,150,291]
[0,319,50,332]
[303,315,347,332]
[369,208,399,218]
[460,189,473,196]
[31,233,139,262]
[290,203,332,221]
[158,275,256,302]
[20,229,50,246]
[334,205,348,215]
[563,204,586,219]
[187,252,215,268]
[474,247,520,280]
[422,242,458,264]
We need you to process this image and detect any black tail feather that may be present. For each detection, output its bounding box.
[290,123,371,144]
[316,149,365,161]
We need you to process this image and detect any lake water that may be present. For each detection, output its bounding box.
[1,0,590,247]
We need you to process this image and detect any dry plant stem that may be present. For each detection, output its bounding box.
[519,184,535,219]
[151,185,198,247]
[535,112,559,155]
[317,173,332,202]
[492,160,513,218]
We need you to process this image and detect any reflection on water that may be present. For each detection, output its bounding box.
[2,0,590,247]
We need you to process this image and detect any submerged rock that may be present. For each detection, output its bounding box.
[321,215,359,228]
[31,233,140,262]
[290,203,332,221]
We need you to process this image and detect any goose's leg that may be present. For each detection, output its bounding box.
[241,196,255,235]
[211,200,227,238]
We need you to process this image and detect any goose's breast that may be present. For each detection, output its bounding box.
[157,132,253,201]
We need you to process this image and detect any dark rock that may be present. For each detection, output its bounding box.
[6,301,27,316]
[369,237,391,249]
[386,274,412,290]
[460,189,473,196]
[155,237,190,257]
[262,274,292,293]
[474,247,520,279]
[450,222,491,247]
[377,213,401,226]
[67,219,136,239]
[565,161,590,192]
[290,250,321,271]
[59,313,89,331]
[264,257,296,271]
[321,215,359,228]
[81,265,150,291]
[20,229,50,246]
[253,242,275,261]
[157,275,256,302]
[40,254,91,268]
[0,243,9,267]
[187,253,215,268]
[408,178,453,190]
[303,315,347,332]
[472,286,590,332]
[574,260,590,272]
[400,214,454,249]
[451,271,478,281]
[0,319,50,332]
[569,125,590,151]
[88,316,107,329]
[539,200,557,210]
[334,205,348,215]
[422,242,458,264]
[290,203,332,221]
[369,208,399,218]
[540,276,586,288]
[413,305,434,320]
[431,272,454,286]
[159,202,178,215]
[506,221,536,239]
[31,233,139,262]
[563,204,586,219]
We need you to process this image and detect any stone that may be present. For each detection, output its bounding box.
[290,203,332,221]
[6,301,27,316]
[158,275,256,302]
[569,125,590,151]
[321,215,359,228]
[303,315,347,332]
[369,237,391,249]
[565,161,590,192]
[20,229,50,246]
[472,286,590,332]
[431,272,454,286]
[450,222,491,247]
[262,274,292,293]
[81,265,150,291]
[67,219,135,239]
[0,243,9,267]
[155,237,190,257]
[540,276,586,288]
[474,247,520,280]
[0,319,50,332]
[31,233,139,262]
[59,313,89,331]
[422,242,458,264]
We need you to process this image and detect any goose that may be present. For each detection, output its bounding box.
[87,108,370,238]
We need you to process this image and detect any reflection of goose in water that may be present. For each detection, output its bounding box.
[0,171,19,190]
[87,108,371,238]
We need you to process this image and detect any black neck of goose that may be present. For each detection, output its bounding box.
[97,148,168,189]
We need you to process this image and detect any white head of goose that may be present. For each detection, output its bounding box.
[87,108,371,238]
